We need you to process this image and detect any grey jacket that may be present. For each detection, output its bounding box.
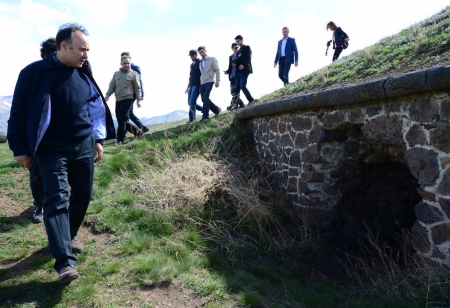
[199,57,220,85]
[106,69,142,101]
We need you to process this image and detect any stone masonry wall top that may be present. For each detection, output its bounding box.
[236,65,450,120]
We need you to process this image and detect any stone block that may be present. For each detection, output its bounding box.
[279,134,293,148]
[415,201,445,224]
[439,198,450,218]
[411,221,431,253]
[347,109,365,124]
[431,223,450,245]
[334,86,357,105]
[287,177,298,193]
[361,115,405,147]
[441,157,450,169]
[291,93,313,110]
[437,169,450,195]
[309,125,348,143]
[268,119,279,133]
[366,104,382,117]
[291,117,312,131]
[235,106,255,120]
[302,144,323,163]
[289,150,302,167]
[416,187,436,202]
[427,66,450,91]
[267,97,294,115]
[409,97,439,123]
[404,148,439,185]
[279,120,288,134]
[351,79,387,102]
[257,123,270,135]
[253,103,271,118]
[300,172,324,183]
[430,124,450,153]
[385,70,428,97]
[295,133,309,149]
[384,102,401,113]
[323,111,346,130]
[289,168,300,177]
[311,89,335,107]
[405,124,427,146]
[440,100,450,121]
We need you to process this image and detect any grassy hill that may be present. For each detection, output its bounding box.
[2,7,450,307]
[261,6,450,103]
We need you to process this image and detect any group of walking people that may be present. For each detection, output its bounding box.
[185,23,349,118]
[185,35,257,123]
[6,20,349,284]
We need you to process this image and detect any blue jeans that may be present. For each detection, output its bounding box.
[36,134,94,272]
[200,82,220,119]
[235,72,254,103]
[278,57,291,85]
[115,98,134,142]
[187,85,203,122]
[29,155,45,208]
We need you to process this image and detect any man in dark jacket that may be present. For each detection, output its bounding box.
[234,35,257,104]
[7,23,116,284]
[185,49,203,123]
[274,27,299,85]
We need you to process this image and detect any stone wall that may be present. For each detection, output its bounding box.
[236,66,450,266]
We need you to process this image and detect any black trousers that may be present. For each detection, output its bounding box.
[115,98,134,142]
[333,47,344,62]
[278,56,291,85]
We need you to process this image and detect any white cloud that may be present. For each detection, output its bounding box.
[213,16,229,23]
[246,3,273,18]
[146,0,171,11]
[17,0,69,26]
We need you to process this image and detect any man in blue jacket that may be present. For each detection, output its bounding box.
[274,27,299,86]
[7,23,116,283]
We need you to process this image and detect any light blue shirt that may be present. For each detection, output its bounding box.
[281,37,288,57]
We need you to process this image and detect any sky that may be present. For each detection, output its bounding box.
[1,0,449,118]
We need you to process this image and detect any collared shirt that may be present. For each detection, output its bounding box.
[281,37,288,57]
[202,55,209,70]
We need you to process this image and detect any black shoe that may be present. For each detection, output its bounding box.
[230,105,239,111]
[248,99,258,105]
[186,119,196,124]
[199,118,210,122]
[32,206,43,223]
[142,126,149,133]
[216,107,222,116]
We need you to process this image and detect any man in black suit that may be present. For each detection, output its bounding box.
[234,35,257,104]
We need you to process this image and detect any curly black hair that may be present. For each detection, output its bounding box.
[40,37,57,59]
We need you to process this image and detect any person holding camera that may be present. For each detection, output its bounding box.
[224,43,245,110]
[274,27,298,86]
[326,21,349,62]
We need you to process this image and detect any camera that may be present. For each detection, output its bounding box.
[326,40,332,47]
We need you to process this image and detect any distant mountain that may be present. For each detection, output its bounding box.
[140,110,189,126]
[0,96,188,132]
[0,96,12,133]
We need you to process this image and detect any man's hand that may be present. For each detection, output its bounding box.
[137,100,142,108]
[215,82,219,88]
[94,143,104,163]
[105,95,110,102]
[239,65,244,70]
[14,155,31,168]
[274,63,277,68]
[294,61,298,67]
[185,88,188,94]
[223,71,229,74]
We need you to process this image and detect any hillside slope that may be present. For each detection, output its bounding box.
[261,6,450,103]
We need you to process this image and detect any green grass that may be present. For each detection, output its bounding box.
[260,6,450,103]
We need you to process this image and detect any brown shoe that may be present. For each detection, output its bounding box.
[58,264,79,284]
[71,238,84,254]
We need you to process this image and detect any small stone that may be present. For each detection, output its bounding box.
[415,188,436,202]
[415,201,444,224]
[302,144,323,163]
[291,117,312,131]
[323,111,346,130]
[441,157,450,168]
[268,119,279,133]
[440,100,450,121]
[409,97,439,123]
[437,168,450,195]
[439,198,450,218]
[300,172,324,183]
[294,133,309,149]
[430,223,450,245]
[430,124,450,153]
[289,150,302,167]
[366,104,382,117]
[361,115,405,147]
[405,124,427,146]
[404,148,439,185]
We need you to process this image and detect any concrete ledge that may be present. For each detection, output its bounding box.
[236,65,450,120]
